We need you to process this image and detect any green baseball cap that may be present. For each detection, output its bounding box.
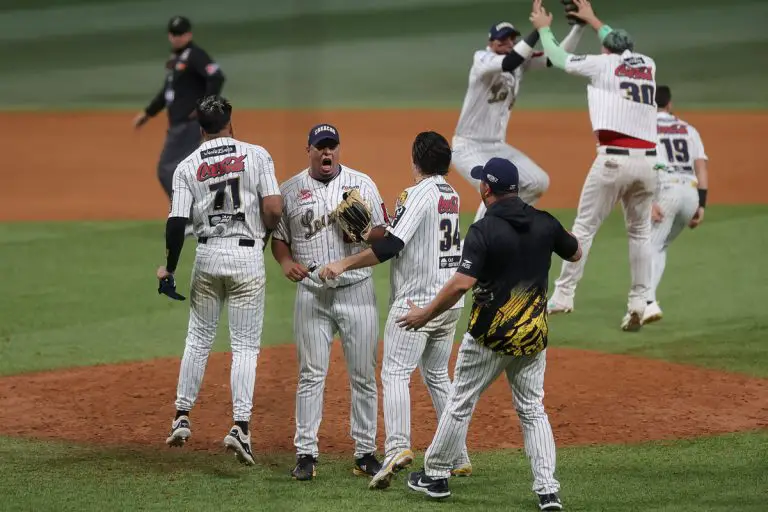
[603,29,634,53]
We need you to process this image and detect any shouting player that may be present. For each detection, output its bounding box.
[319,132,471,490]
[533,0,659,331]
[271,124,388,481]
[159,96,283,465]
[644,85,709,323]
[397,157,581,510]
[452,15,586,222]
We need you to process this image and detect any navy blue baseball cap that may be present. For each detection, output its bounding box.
[308,123,340,147]
[471,157,519,193]
[489,22,521,41]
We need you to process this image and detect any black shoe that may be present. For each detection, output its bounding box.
[538,493,563,511]
[406,469,451,499]
[353,452,382,477]
[291,454,317,481]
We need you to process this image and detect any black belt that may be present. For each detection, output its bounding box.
[197,237,255,247]
[605,148,656,156]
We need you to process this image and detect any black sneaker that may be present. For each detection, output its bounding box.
[406,469,451,499]
[538,493,563,511]
[353,452,382,477]
[291,454,317,481]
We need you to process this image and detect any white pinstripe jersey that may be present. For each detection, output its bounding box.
[564,50,657,142]
[169,136,280,240]
[387,175,465,310]
[656,112,707,175]
[273,165,388,289]
[454,48,526,142]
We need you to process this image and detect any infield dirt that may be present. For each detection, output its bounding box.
[0,110,765,454]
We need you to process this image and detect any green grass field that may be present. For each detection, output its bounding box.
[1,206,766,511]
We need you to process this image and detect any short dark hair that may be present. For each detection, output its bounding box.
[196,95,232,134]
[412,131,451,176]
[656,85,672,108]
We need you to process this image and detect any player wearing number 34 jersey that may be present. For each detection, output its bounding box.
[320,132,471,490]
[533,0,659,331]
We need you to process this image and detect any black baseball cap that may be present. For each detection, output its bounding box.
[489,21,521,41]
[168,16,192,35]
[471,157,519,193]
[308,123,340,147]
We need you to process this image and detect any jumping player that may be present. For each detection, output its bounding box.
[318,132,471,490]
[452,16,586,222]
[397,157,581,510]
[270,124,388,481]
[644,85,709,323]
[159,96,283,465]
[533,0,659,331]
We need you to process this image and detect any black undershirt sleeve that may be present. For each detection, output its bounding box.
[165,216,188,273]
[370,233,405,263]
[501,30,542,73]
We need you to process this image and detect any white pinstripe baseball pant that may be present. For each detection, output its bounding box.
[423,333,559,495]
[293,278,379,458]
[649,174,699,303]
[174,239,266,422]
[451,135,550,222]
[381,307,469,466]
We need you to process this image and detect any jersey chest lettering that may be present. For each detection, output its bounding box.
[614,64,653,81]
[196,155,246,182]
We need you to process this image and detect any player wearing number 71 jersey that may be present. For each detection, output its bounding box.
[159,96,283,464]
[532,0,659,331]
[319,132,471,489]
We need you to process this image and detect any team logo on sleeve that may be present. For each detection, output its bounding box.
[396,190,408,208]
[205,63,220,75]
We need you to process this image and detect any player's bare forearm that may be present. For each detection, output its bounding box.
[340,248,381,272]
[423,272,477,320]
[271,238,294,265]
[694,159,709,190]
[261,195,283,231]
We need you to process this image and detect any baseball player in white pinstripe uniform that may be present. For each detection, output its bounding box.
[533,0,659,331]
[319,132,471,490]
[271,124,389,481]
[452,19,585,222]
[644,85,709,324]
[160,96,283,466]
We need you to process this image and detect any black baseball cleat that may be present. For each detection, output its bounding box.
[291,454,318,481]
[538,492,563,511]
[406,470,451,499]
[223,426,255,466]
[353,452,382,477]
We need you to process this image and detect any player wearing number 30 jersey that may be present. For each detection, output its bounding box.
[160,96,283,465]
[533,0,658,331]
[319,132,470,490]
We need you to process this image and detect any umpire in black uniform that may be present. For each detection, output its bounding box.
[397,157,582,511]
[133,15,226,200]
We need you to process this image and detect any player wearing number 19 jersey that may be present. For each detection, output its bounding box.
[536,2,658,331]
[318,132,470,490]
[160,96,282,464]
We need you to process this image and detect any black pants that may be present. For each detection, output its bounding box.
[157,120,202,199]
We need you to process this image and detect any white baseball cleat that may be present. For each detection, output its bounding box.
[223,426,255,465]
[369,449,414,490]
[165,415,191,447]
[642,301,663,324]
[547,299,573,315]
[621,310,644,332]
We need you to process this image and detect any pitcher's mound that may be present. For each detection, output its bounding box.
[0,344,766,453]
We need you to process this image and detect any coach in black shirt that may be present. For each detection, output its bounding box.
[133,16,226,201]
[399,157,581,510]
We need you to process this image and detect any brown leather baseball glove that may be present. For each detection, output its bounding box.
[333,189,372,243]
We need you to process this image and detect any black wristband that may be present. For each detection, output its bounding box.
[698,189,708,208]
[523,29,541,47]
